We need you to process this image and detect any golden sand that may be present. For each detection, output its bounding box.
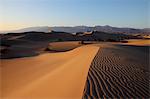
[1,45,99,99]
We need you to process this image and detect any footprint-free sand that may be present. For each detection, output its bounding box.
[1,45,99,98]
[83,43,150,98]
[1,40,150,99]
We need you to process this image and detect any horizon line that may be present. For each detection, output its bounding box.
[1,25,149,32]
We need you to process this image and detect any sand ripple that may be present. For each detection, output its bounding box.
[83,44,150,98]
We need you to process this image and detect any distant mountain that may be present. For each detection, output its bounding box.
[1,26,150,34]
[1,26,51,33]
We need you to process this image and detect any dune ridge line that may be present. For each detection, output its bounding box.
[2,45,99,99]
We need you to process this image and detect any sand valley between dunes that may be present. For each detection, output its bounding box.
[1,45,99,99]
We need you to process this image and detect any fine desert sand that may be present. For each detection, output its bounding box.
[126,39,150,46]
[1,45,99,99]
[83,43,150,98]
[46,41,82,52]
[1,40,150,98]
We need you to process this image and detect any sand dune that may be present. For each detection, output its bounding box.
[47,41,82,52]
[1,45,99,99]
[1,40,150,99]
[0,41,82,59]
[125,39,150,46]
[83,44,150,98]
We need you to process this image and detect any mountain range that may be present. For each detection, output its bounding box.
[1,25,150,34]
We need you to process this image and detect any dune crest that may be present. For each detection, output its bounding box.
[1,45,99,99]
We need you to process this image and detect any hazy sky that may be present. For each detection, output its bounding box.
[0,0,149,30]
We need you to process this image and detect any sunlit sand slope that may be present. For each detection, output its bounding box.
[83,44,150,98]
[1,45,99,99]
[126,39,150,46]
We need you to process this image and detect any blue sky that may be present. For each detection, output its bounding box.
[0,0,149,30]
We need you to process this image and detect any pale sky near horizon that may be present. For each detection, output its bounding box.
[0,0,149,31]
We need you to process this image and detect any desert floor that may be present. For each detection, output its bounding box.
[1,40,150,98]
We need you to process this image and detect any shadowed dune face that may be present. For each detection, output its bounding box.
[83,44,150,98]
[0,41,49,59]
[0,31,144,59]
[1,45,99,98]
[0,41,82,59]
[0,32,78,59]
